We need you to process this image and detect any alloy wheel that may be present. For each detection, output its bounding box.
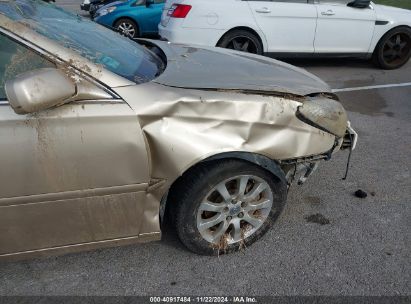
[196,175,274,245]
[117,22,136,38]
[382,32,411,67]
[227,36,259,54]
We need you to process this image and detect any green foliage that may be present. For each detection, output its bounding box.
[374,0,411,10]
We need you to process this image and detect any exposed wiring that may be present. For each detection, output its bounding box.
[342,133,353,180]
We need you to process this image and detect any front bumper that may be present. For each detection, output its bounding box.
[285,122,358,186]
[341,122,358,151]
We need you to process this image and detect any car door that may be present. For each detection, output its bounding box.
[246,0,317,53]
[139,0,165,34]
[0,32,150,257]
[314,0,376,53]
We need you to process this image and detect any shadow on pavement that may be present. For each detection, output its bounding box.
[280,57,376,69]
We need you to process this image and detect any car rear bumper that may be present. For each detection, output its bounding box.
[158,24,224,48]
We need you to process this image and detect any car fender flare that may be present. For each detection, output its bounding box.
[203,152,286,184]
[159,151,286,225]
[370,25,411,53]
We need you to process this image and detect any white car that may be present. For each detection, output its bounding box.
[159,0,411,69]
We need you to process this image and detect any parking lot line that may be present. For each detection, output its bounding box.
[332,82,411,93]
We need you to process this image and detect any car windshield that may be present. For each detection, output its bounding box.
[0,0,165,83]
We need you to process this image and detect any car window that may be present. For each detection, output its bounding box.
[0,33,55,100]
[153,0,165,3]
[1,0,164,84]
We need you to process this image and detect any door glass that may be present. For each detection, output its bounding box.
[0,33,55,100]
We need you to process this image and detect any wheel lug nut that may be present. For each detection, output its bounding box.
[241,202,247,207]
[238,212,244,218]
[227,216,232,221]
[224,207,229,212]
[231,200,236,204]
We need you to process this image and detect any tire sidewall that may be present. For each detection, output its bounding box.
[114,18,138,39]
[375,27,411,70]
[218,30,263,55]
[176,160,287,255]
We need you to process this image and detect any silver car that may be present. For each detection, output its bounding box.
[0,0,357,261]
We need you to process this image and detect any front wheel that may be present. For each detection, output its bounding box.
[217,30,263,55]
[114,18,139,39]
[171,159,287,255]
[373,27,411,70]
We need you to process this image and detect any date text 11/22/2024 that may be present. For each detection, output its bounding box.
[149,297,258,303]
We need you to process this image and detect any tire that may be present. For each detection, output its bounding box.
[217,29,263,55]
[373,26,411,70]
[114,18,139,39]
[170,159,287,255]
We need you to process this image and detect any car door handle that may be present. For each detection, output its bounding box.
[321,10,335,16]
[255,7,271,13]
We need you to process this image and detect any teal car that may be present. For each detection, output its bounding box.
[94,0,165,38]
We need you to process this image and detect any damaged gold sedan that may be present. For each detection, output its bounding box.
[0,0,357,261]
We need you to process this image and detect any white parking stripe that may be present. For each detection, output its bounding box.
[332,82,411,93]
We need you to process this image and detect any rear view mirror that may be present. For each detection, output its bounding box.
[5,68,76,115]
[347,0,371,9]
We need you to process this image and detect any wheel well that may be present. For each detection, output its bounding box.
[159,152,286,226]
[374,25,411,53]
[217,27,264,50]
[113,17,140,34]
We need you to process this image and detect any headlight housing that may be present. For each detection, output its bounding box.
[97,6,117,16]
[297,97,348,138]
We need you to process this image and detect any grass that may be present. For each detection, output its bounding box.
[374,0,411,10]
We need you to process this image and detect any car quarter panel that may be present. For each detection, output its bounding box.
[159,0,267,51]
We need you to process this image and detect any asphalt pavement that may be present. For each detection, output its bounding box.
[0,1,410,296]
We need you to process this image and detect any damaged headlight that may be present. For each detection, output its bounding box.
[297,97,348,138]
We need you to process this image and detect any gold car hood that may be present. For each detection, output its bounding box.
[150,40,331,96]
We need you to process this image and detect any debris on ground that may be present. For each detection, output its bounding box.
[304,213,330,225]
[354,189,368,198]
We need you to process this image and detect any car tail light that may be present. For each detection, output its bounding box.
[167,4,192,18]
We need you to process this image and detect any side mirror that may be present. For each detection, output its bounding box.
[5,68,76,115]
[145,0,154,7]
[347,0,371,9]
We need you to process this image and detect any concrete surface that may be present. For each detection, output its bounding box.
[0,1,410,296]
